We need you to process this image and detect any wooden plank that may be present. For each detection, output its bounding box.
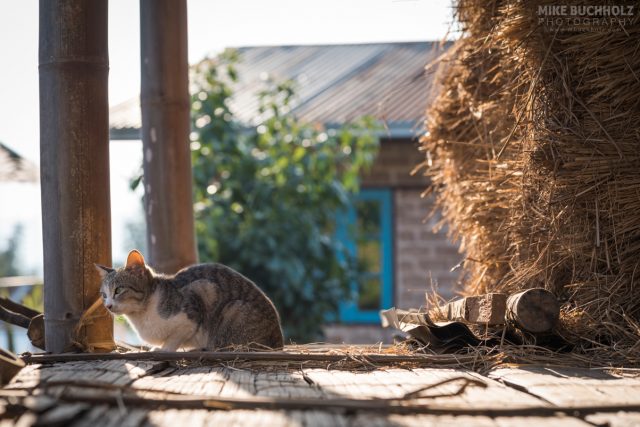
[36,375,622,419]
[490,367,640,427]
[6,360,166,390]
[33,403,90,426]
[70,405,110,427]
[586,412,640,427]
[7,361,162,427]
[205,409,300,427]
[408,368,544,409]
[133,366,222,396]
[304,366,558,412]
[219,368,256,398]
[8,361,636,426]
[302,369,402,427]
[39,0,114,353]
[254,370,323,399]
[146,409,210,427]
[297,410,348,427]
[381,414,590,427]
[139,0,197,274]
[106,408,148,427]
[0,297,40,318]
[386,414,497,426]
[492,416,590,427]
[490,367,640,406]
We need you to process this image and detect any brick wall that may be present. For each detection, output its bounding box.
[324,139,462,344]
[360,138,429,187]
[394,189,461,306]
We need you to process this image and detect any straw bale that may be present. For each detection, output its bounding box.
[420,0,640,361]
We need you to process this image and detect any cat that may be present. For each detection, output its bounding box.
[95,249,284,351]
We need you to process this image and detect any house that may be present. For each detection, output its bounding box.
[109,42,461,343]
[10,3,639,426]
[0,142,38,183]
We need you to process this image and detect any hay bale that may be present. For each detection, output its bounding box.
[420,0,640,360]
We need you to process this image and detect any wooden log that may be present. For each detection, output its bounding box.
[39,0,114,352]
[28,314,46,350]
[506,288,559,333]
[432,293,507,325]
[428,290,559,333]
[140,0,197,274]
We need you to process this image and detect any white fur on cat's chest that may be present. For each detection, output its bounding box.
[125,293,196,348]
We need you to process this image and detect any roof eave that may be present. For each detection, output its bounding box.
[110,128,141,141]
[109,120,423,142]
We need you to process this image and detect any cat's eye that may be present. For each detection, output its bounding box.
[100,292,107,300]
[114,287,124,296]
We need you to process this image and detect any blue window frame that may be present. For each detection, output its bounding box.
[337,189,393,323]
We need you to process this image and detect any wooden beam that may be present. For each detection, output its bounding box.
[39,0,114,352]
[22,350,478,366]
[0,297,40,319]
[433,293,507,325]
[0,305,31,329]
[140,0,197,273]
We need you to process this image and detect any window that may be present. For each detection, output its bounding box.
[337,189,393,323]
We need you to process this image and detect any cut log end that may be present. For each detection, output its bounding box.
[506,288,560,333]
[27,314,45,350]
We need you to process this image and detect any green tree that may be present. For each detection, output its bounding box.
[0,225,43,352]
[0,225,22,277]
[190,51,379,341]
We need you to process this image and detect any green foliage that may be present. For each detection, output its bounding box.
[191,50,380,341]
[0,225,22,277]
[0,225,42,352]
[0,226,43,313]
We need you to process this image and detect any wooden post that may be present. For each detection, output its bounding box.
[39,0,114,352]
[140,0,197,274]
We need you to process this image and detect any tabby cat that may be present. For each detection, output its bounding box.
[95,250,284,351]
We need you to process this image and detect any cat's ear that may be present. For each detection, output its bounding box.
[94,263,114,279]
[125,250,146,270]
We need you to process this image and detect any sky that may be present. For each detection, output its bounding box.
[0,0,454,274]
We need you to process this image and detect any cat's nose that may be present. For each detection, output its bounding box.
[106,304,113,310]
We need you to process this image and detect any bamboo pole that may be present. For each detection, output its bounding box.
[140,0,197,274]
[39,0,114,352]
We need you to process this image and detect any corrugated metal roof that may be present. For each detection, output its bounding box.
[109,42,449,140]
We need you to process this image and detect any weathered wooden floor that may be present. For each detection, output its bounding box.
[2,349,640,426]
